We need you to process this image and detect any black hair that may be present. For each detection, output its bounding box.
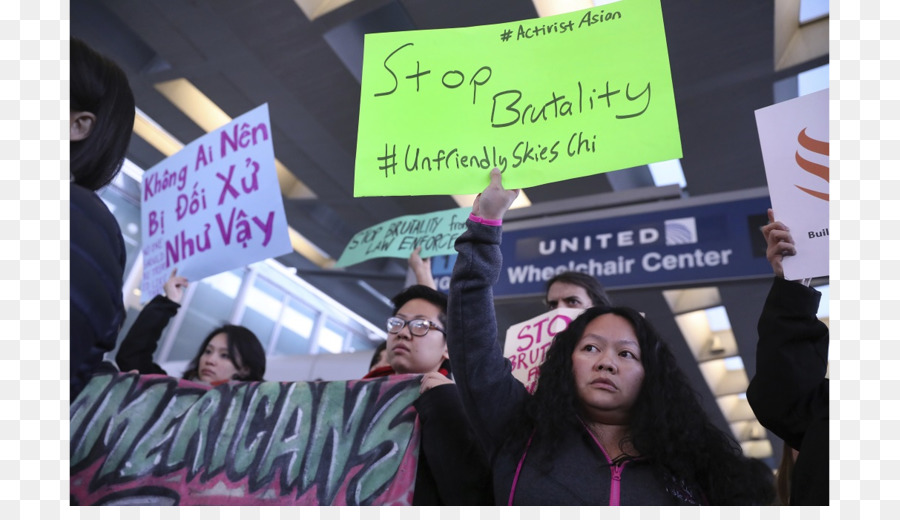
[369,340,388,370]
[391,284,448,327]
[70,38,135,191]
[545,271,611,307]
[513,306,774,505]
[390,284,451,375]
[182,324,266,382]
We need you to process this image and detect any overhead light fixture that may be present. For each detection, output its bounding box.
[708,335,724,354]
[288,227,335,269]
[292,0,355,21]
[153,78,315,199]
[133,107,183,158]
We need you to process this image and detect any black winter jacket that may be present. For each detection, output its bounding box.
[70,184,126,398]
[115,295,180,375]
[362,367,493,505]
[747,276,829,505]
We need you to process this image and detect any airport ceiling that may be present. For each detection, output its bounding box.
[73,0,827,455]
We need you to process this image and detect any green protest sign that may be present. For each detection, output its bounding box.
[355,0,681,197]
[336,206,471,267]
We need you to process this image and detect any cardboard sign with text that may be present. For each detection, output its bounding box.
[140,104,292,301]
[503,308,584,392]
[356,0,681,196]
[755,88,829,280]
[336,206,471,267]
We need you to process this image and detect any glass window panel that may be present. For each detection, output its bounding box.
[318,318,347,354]
[345,331,376,354]
[273,298,317,356]
[798,64,828,97]
[799,0,828,24]
[239,275,286,351]
[165,269,243,362]
[97,182,142,278]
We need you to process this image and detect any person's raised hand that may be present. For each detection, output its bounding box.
[408,246,436,289]
[163,268,189,304]
[419,371,454,394]
[761,208,796,279]
[472,168,519,222]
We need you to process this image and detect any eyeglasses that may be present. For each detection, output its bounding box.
[386,317,446,337]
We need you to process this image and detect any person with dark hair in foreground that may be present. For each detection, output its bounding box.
[446,169,774,505]
[747,209,829,505]
[362,284,492,505]
[116,269,266,384]
[368,340,389,371]
[545,270,611,310]
[70,38,136,398]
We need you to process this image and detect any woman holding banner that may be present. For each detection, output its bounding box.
[116,269,267,384]
[446,169,774,505]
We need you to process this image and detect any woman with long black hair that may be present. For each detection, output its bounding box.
[446,169,774,505]
[116,269,266,384]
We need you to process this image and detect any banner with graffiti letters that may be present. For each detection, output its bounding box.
[755,88,829,280]
[70,373,422,505]
[503,308,584,393]
[139,103,292,303]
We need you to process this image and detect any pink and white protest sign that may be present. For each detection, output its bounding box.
[503,308,584,392]
[139,104,292,301]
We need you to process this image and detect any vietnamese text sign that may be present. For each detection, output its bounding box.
[755,89,829,280]
[336,206,471,267]
[356,0,681,196]
[140,104,292,302]
[504,308,584,392]
[70,373,421,505]
[494,194,774,297]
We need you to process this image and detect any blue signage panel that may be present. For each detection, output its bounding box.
[491,195,773,297]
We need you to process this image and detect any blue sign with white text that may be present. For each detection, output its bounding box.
[486,195,773,297]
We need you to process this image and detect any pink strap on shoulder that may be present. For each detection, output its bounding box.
[508,433,534,506]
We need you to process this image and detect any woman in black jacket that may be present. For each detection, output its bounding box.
[116,269,266,385]
[447,169,774,505]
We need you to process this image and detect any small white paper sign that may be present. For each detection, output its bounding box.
[139,104,292,302]
[755,89,829,280]
[503,308,584,393]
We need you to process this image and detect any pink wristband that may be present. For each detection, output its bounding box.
[468,213,502,226]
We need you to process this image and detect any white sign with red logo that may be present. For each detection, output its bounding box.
[755,88,829,280]
[503,308,585,393]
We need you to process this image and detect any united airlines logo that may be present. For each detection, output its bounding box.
[794,127,829,201]
[664,217,698,245]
